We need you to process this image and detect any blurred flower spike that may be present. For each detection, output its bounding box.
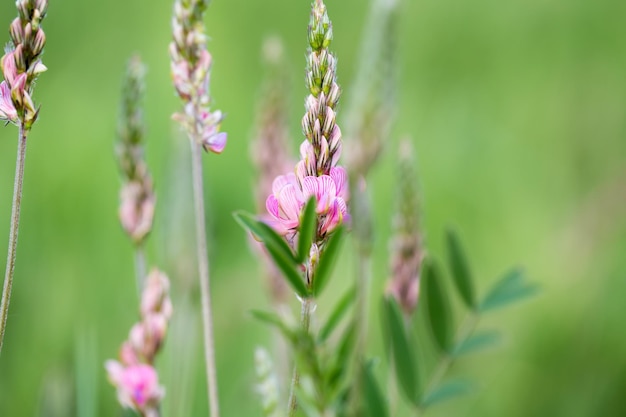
[170,0,227,154]
[105,269,172,416]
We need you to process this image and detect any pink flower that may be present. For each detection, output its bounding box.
[105,362,164,411]
[266,167,349,237]
[199,109,227,153]
[0,81,17,124]
[141,270,173,319]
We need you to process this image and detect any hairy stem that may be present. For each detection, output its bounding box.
[134,243,147,295]
[189,138,220,417]
[0,125,29,355]
[287,297,314,416]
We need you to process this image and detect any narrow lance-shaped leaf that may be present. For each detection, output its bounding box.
[362,360,390,417]
[233,212,309,297]
[452,331,500,357]
[319,286,355,342]
[383,297,420,405]
[446,229,476,309]
[312,226,345,296]
[297,197,317,263]
[423,258,454,353]
[480,268,538,313]
[233,211,296,262]
[421,379,472,408]
[250,310,294,341]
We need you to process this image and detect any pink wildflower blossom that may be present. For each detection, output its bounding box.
[266,167,349,237]
[105,362,164,412]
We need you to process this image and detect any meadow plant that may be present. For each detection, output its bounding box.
[106,56,173,417]
[169,0,226,415]
[0,0,540,415]
[0,0,48,354]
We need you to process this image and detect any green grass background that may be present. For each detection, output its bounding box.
[0,0,625,415]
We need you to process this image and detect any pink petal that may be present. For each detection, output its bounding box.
[301,176,319,202]
[266,195,281,219]
[278,184,303,222]
[330,167,348,200]
[316,175,337,213]
[204,132,227,154]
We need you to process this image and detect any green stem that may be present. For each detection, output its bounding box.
[287,297,314,416]
[0,124,28,356]
[189,138,220,417]
[134,243,147,295]
[416,312,480,415]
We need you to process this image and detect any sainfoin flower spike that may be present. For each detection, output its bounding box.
[106,269,172,417]
[170,0,227,153]
[265,0,349,242]
[116,56,156,245]
[387,139,424,315]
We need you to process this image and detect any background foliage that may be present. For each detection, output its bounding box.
[0,0,625,415]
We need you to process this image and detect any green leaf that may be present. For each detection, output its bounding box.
[233,211,296,263]
[452,331,500,357]
[383,297,420,405]
[423,259,454,353]
[363,359,389,417]
[479,268,538,312]
[446,229,476,309]
[319,286,355,342]
[250,310,293,338]
[312,226,345,296]
[297,197,318,263]
[265,243,309,297]
[422,379,472,408]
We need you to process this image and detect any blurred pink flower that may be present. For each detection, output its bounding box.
[105,362,163,411]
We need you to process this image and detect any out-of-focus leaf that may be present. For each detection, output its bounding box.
[250,310,293,339]
[313,226,345,296]
[421,379,472,408]
[423,259,454,353]
[452,331,500,357]
[326,323,356,391]
[480,268,538,312]
[363,359,389,417]
[297,197,317,263]
[265,243,309,297]
[319,286,355,342]
[383,297,420,406]
[446,229,476,309]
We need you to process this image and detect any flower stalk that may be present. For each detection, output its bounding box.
[170,0,227,415]
[0,0,48,355]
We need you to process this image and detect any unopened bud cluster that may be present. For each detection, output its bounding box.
[266,1,349,243]
[297,0,342,179]
[116,57,155,245]
[387,140,424,315]
[170,0,227,154]
[0,0,48,128]
[106,269,173,417]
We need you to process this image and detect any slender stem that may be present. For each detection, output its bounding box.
[0,125,28,356]
[416,312,480,415]
[287,297,314,416]
[134,243,147,295]
[189,138,220,417]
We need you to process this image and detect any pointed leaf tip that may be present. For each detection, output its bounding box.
[446,229,476,309]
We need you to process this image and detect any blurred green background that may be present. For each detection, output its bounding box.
[1,0,625,415]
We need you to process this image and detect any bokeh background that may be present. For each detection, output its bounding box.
[1,0,625,416]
